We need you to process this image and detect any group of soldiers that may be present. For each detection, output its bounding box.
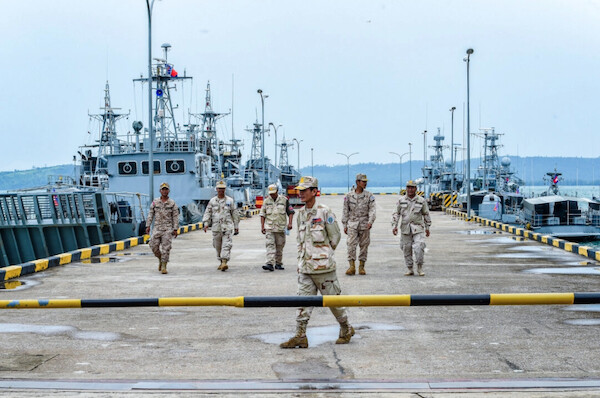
[145,173,432,348]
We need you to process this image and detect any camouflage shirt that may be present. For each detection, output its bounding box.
[342,189,376,230]
[260,195,295,232]
[296,203,341,274]
[146,197,179,231]
[203,195,240,232]
[392,195,432,235]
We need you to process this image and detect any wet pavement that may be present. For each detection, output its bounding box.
[1,195,600,396]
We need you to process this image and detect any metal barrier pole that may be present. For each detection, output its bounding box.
[1,293,599,309]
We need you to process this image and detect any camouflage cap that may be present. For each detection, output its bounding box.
[160,182,170,189]
[216,180,227,189]
[355,173,368,182]
[268,184,278,194]
[295,176,318,191]
[406,180,417,187]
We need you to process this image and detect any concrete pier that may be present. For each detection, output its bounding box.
[1,195,600,396]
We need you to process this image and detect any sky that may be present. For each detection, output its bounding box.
[2,0,600,172]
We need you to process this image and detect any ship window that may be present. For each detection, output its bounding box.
[118,161,137,175]
[141,161,161,175]
[166,160,185,174]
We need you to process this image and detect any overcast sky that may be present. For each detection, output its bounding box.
[2,0,600,172]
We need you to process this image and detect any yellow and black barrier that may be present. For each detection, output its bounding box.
[444,208,600,262]
[1,292,599,309]
[0,222,204,282]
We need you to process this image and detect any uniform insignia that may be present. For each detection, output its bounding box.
[327,216,334,224]
[312,218,322,224]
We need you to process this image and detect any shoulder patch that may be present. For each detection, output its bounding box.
[327,215,335,224]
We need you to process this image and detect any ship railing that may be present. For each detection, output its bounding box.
[524,209,591,227]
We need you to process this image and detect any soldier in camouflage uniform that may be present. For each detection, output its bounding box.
[203,180,240,271]
[261,184,295,271]
[342,173,376,275]
[280,176,354,349]
[145,182,179,274]
[392,180,432,276]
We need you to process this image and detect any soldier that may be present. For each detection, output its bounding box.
[145,182,179,274]
[280,176,354,349]
[392,180,432,276]
[260,184,295,271]
[203,180,240,271]
[342,173,376,275]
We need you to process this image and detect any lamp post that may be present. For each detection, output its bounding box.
[464,48,474,217]
[450,106,456,191]
[145,0,157,201]
[337,152,359,192]
[311,147,314,176]
[257,89,268,197]
[408,142,413,180]
[389,151,409,188]
[292,138,303,171]
[269,123,282,168]
[422,130,428,196]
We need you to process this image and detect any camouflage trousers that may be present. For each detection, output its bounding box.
[265,231,286,265]
[212,230,233,261]
[347,227,371,261]
[295,271,348,335]
[400,232,426,269]
[149,229,174,263]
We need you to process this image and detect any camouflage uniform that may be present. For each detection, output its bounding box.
[342,189,376,262]
[392,194,432,273]
[146,197,179,264]
[203,195,240,262]
[260,194,295,267]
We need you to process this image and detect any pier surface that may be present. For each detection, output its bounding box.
[1,195,600,396]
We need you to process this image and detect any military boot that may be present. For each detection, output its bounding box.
[417,265,425,276]
[280,324,308,349]
[358,260,366,275]
[158,259,162,271]
[160,261,168,274]
[404,268,414,276]
[335,322,355,344]
[345,260,356,275]
[220,259,228,272]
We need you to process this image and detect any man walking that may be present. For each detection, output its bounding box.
[261,184,294,271]
[280,176,354,349]
[146,182,179,274]
[342,173,376,275]
[203,180,239,271]
[392,180,431,276]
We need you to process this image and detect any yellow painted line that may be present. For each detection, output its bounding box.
[58,253,72,265]
[0,299,82,309]
[115,241,125,251]
[99,244,110,255]
[159,297,244,307]
[3,266,22,280]
[323,295,411,307]
[490,293,574,305]
[33,259,49,272]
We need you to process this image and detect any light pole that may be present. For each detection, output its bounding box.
[422,130,427,196]
[257,89,268,197]
[464,48,474,217]
[292,138,303,171]
[450,106,456,191]
[337,152,359,192]
[389,151,409,188]
[408,142,413,180]
[269,123,282,168]
[146,0,157,201]
[310,148,314,176]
